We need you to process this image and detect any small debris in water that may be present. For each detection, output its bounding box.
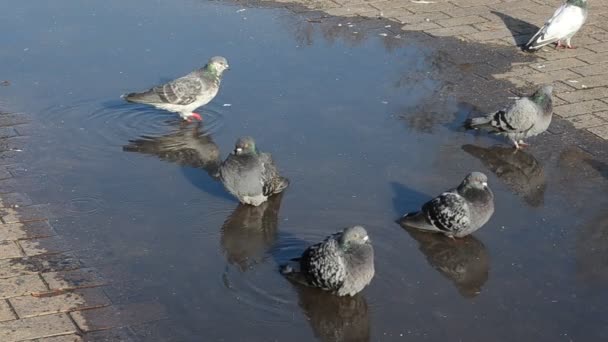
[337,23,342,27]
[508,96,520,100]
[567,80,578,83]
[379,33,388,37]
[236,8,246,13]
[223,103,232,107]
[411,0,436,3]
[381,100,388,104]
[385,25,391,28]
[1,80,10,86]
[347,24,355,28]
[353,31,358,34]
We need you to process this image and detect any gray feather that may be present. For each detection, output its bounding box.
[281,226,375,296]
[399,172,494,238]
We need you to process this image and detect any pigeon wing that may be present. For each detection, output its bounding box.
[423,192,470,234]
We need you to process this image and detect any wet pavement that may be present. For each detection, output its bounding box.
[1,0,608,341]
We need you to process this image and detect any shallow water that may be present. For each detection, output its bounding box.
[1,0,608,341]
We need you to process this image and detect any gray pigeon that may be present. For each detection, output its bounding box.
[219,136,289,206]
[280,226,375,297]
[524,0,588,50]
[462,144,546,207]
[123,56,229,121]
[398,172,495,238]
[465,85,553,149]
[122,123,221,177]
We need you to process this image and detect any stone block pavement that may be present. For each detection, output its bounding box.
[0,113,167,341]
[257,0,608,140]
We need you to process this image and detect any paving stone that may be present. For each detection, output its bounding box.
[521,69,582,85]
[565,114,608,129]
[0,204,50,224]
[34,335,83,342]
[436,15,488,28]
[0,274,47,299]
[392,11,449,24]
[0,179,20,194]
[425,25,478,37]
[587,42,608,53]
[0,241,22,260]
[466,29,513,41]
[0,299,15,322]
[588,124,608,139]
[0,192,33,207]
[0,128,18,139]
[0,167,11,180]
[70,302,168,332]
[0,221,56,241]
[570,74,608,89]
[530,58,588,72]
[533,47,596,61]
[557,87,608,103]
[0,253,82,279]
[554,100,608,117]
[402,21,441,31]
[10,288,111,318]
[0,313,77,341]
[595,111,608,121]
[83,327,137,342]
[42,268,105,291]
[19,236,72,257]
[577,51,608,64]
[0,114,29,128]
[571,63,608,77]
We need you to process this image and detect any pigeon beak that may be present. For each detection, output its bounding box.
[363,236,369,243]
[482,182,488,187]
[235,147,242,154]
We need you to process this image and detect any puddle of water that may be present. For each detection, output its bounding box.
[1,0,608,341]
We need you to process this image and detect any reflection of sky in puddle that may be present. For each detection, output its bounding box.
[1,0,608,341]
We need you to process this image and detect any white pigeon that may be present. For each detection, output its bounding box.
[524,0,588,50]
[123,56,229,121]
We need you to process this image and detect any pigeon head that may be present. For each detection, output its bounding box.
[206,56,230,77]
[234,136,257,156]
[462,172,489,190]
[567,0,587,7]
[530,84,553,102]
[339,226,370,248]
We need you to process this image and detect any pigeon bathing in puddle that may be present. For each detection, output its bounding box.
[398,172,495,238]
[122,56,229,121]
[524,0,588,50]
[465,85,553,149]
[219,136,289,206]
[280,226,375,297]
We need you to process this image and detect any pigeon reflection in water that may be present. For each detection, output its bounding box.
[122,122,221,177]
[462,144,546,207]
[292,284,370,342]
[404,226,490,298]
[220,193,283,271]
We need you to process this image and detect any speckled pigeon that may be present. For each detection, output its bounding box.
[122,56,229,121]
[465,85,553,149]
[524,0,588,50]
[219,136,289,206]
[122,123,221,177]
[280,226,375,297]
[398,172,494,238]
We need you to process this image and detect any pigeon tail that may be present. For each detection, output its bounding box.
[398,212,438,232]
[464,116,493,130]
[122,90,162,104]
[280,259,310,286]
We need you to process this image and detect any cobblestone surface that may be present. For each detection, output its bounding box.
[249,0,608,139]
[0,112,167,341]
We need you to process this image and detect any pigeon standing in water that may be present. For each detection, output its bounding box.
[219,137,289,206]
[398,172,495,238]
[122,56,229,121]
[465,85,553,149]
[524,0,588,50]
[280,226,375,297]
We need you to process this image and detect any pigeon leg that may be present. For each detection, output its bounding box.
[517,140,530,148]
[190,113,203,121]
[555,41,564,49]
[566,38,576,49]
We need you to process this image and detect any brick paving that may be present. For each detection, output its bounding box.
[0,113,166,341]
[256,0,608,140]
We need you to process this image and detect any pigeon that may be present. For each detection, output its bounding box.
[403,226,489,298]
[524,0,588,50]
[280,226,375,297]
[122,123,221,177]
[122,56,229,121]
[220,193,283,272]
[219,136,289,206]
[398,172,495,238]
[462,144,546,207]
[465,85,553,149]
